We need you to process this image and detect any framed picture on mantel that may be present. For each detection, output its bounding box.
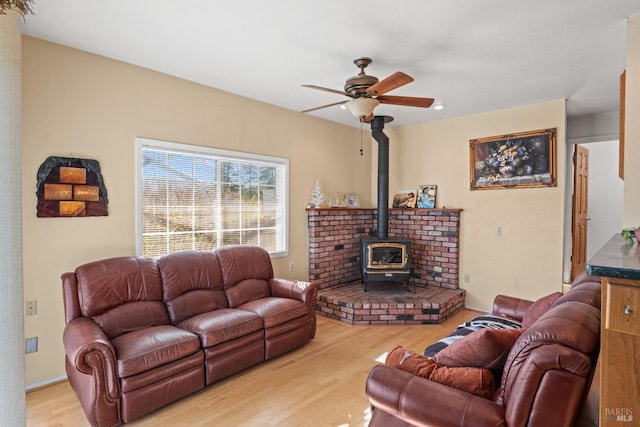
[393,189,416,208]
[344,194,360,208]
[470,128,557,190]
[416,185,437,208]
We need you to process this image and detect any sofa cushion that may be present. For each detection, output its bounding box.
[95,301,171,340]
[521,292,562,328]
[225,278,272,308]
[424,314,522,357]
[498,302,600,405]
[217,246,272,282]
[165,289,230,325]
[506,302,600,366]
[177,308,264,348]
[387,346,496,399]
[433,328,523,375]
[239,297,309,328]
[570,272,601,288]
[216,246,274,307]
[111,325,202,378]
[158,250,229,324]
[551,282,601,310]
[75,256,170,339]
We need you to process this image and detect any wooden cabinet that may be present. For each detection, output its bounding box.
[600,276,639,425]
[587,235,640,425]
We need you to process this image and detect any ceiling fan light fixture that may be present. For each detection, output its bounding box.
[345,97,379,118]
[433,103,445,110]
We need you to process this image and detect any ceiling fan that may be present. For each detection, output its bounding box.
[301,57,434,121]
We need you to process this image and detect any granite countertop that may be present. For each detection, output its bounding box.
[586,234,640,280]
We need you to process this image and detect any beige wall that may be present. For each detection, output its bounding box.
[22,29,626,388]
[22,37,368,386]
[383,100,567,310]
[624,14,640,225]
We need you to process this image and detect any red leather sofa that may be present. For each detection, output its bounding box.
[365,274,601,427]
[62,246,317,426]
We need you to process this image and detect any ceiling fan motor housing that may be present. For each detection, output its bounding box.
[344,57,378,97]
[344,74,378,96]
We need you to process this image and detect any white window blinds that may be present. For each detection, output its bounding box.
[136,138,288,258]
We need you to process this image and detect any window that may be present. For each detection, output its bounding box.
[136,138,288,258]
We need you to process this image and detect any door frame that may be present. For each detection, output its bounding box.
[571,144,589,280]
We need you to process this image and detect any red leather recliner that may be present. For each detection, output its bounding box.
[62,256,205,426]
[365,276,602,427]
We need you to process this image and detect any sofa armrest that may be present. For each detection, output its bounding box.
[366,365,505,427]
[63,317,119,400]
[269,278,318,303]
[270,278,318,339]
[492,294,534,322]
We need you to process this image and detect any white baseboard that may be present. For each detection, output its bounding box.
[26,375,67,391]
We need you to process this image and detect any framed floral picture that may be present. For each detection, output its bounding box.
[416,185,437,208]
[470,128,557,190]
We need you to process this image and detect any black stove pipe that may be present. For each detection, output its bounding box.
[370,116,392,239]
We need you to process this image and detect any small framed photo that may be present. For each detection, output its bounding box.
[416,185,437,208]
[392,189,416,208]
[344,194,360,208]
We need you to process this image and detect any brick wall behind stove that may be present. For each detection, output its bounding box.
[307,208,461,290]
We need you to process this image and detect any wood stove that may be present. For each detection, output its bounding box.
[359,116,412,291]
[360,237,411,291]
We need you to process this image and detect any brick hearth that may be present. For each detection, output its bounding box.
[315,281,466,325]
[307,208,466,324]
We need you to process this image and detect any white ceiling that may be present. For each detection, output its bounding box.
[19,0,640,128]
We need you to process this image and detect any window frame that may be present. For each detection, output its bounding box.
[135,137,289,258]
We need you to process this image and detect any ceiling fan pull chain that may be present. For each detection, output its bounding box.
[360,122,364,156]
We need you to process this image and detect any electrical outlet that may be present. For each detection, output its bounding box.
[495,227,502,237]
[288,262,294,271]
[25,337,38,354]
[26,300,37,316]
[464,274,471,283]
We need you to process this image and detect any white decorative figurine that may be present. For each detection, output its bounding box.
[309,179,325,208]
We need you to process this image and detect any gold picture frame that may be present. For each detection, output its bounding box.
[470,128,557,190]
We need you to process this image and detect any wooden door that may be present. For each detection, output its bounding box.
[571,145,589,280]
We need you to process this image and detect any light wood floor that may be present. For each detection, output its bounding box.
[27,309,479,427]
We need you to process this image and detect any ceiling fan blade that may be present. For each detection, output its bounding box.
[377,95,435,108]
[366,71,414,96]
[301,84,350,97]
[300,100,348,113]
